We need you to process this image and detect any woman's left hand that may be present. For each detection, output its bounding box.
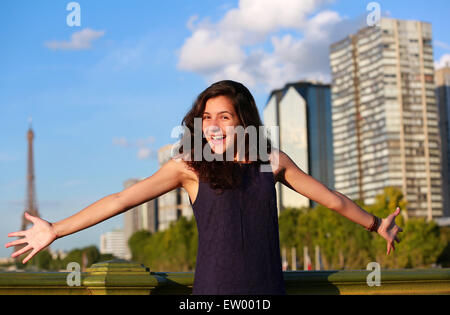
[377,207,403,255]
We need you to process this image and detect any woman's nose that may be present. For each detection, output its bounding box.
[205,124,221,134]
[211,116,221,124]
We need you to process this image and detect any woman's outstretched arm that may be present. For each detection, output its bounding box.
[5,158,185,263]
[273,149,402,255]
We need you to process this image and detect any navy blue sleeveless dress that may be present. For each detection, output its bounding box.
[189,162,286,295]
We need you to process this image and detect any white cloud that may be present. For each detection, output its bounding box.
[45,28,105,51]
[112,136,130,148]
[218,0,331,37]
[176,0,364,93]
[435,54,450,70]
[187,15,200,31]
[137,147,154,160]
[177,28,245,73]
[303,10,342,39]
[135,136,156,147]
[113,136,157,160]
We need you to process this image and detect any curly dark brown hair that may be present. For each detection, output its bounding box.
[174,80,273,191]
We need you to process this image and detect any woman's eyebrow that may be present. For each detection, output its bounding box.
[203,111,234,116]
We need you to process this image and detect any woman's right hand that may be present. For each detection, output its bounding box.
[4,212,57,264]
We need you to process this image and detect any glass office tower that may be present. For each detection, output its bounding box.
[264,81,334,214]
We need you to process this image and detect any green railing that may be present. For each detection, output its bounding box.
[0,259,449,295]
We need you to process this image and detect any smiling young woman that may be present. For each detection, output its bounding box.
[178,80,273,191]
[5,80,403,295]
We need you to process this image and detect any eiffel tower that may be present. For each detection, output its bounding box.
[14,118,44,262]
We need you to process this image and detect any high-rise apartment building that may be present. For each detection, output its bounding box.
[157,144,193,231]
[122,178,158,259]
[100,229,127,259]
[330,18,444,220]
[264,81,334,213]
[436,66,450,217]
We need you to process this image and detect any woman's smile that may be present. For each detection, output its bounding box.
[209,134,227,146]
[202,95,240,155]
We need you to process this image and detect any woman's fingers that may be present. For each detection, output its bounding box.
[387,241,396,255]
[383,208,402,256]
[5,237,28,248]
[7,231,26,238]
[24,212,38,224]
[386,207,401,227]
[23,248,38,264]
[11,244,32,258]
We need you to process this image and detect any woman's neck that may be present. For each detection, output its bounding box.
[233,157,253,164]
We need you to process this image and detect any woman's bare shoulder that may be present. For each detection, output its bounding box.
[267,148,289,182]
[169,154,199,183]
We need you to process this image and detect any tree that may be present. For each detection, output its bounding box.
[128,217,198,272]
[278,186,448,270]
[128,230,152,265]
[437,227,450,267]
[30,250,52,270]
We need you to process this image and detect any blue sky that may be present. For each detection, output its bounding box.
[1,0,449,259]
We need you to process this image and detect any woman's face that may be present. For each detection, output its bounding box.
[202,95,241,156]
